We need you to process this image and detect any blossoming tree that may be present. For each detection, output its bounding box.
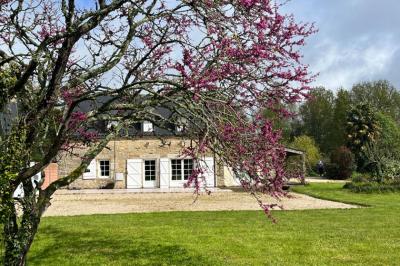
[0,0,315,264]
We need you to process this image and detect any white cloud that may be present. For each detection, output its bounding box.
[283,0,400,90]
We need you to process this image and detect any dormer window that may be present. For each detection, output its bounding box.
[176,125,184,133]
[175,118,187,133]
[107,121,118,130]
[142,121,154,133]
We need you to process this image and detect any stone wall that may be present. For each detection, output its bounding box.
[58,137,230,189]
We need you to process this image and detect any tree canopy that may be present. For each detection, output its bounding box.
[0,0,315,264]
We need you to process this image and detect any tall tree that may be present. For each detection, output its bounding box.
[331,89,351,148]
[350,80,400,123]
[346,103,380,171]
[299,87,335,154]
[0,0,315,264]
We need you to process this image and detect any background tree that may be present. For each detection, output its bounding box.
[331,89,351,148]
[0,0,315,264]
[360,112,400,179]
[262,103,299,144]
[346,103,380,171]
[375,112,400,155]
[299,87,335,154]
[350,80,400,122]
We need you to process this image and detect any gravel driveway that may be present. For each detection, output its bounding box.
[43,190,357,217]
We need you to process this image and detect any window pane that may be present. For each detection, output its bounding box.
[143,121,153,132]
[144,160,156,181]
[171,159,182,180]
[183,159,193,180]
[99,160,110,177]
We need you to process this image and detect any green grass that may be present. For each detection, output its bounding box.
[21,184,400,265]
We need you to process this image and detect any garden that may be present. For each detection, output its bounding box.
[286,81,400,194]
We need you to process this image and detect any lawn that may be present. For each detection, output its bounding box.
[13,184,400,265]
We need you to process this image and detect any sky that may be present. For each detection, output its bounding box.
[73,0,400,91]
[283,0,400,91]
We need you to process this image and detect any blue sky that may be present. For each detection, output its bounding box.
[283,0,400,90]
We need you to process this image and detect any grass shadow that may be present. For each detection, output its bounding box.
[29,224,215,265]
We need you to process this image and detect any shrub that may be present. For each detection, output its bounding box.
[381,159,400,181]
[329,146,354,179]
[350,172,372,183]
[324,162,339,179]
[344,180,400,193]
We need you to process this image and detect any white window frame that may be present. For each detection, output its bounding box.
[171,159,193,181]
[143,159,157,182]
[176,125,183,133]
[98,160,111,179]
[107,121,118,130]
[175,118,187,133]
[142,121,154,133]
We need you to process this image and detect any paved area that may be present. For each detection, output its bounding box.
[44,189,357,217]
[289,177,348,184]
[54,187,232,195]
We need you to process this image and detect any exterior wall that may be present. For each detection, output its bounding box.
[221,166,241,187]
[42,163,59,189]
[58,137,223,189]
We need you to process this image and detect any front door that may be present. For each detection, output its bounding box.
[143,160,157,188]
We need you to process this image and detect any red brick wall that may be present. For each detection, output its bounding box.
[42,163,58,189]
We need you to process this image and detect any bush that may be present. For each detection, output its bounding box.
[381,159,400,181]
[324,162,339,179]
[350,172,371,183]
[329,146,354,179]
[344,180,400,193]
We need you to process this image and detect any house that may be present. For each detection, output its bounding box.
[59,121,219,189]
[2,99,304,190]
[57,120,305,190]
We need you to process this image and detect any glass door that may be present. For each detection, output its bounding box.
[143,160,157,188]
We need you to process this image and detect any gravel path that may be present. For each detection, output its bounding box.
[43,190,357,217]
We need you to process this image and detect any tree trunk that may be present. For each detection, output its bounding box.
[2,181,41,266]
[3,205,40,266]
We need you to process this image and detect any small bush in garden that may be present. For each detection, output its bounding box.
[350,172,372,183]
[351,172,365,183]
[330,146,354,179]
[324,163,339,179]
[381,159,400,181]
[343,180,400,193]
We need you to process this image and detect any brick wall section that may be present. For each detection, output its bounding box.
[42,163,59,189]
[58,137,230,189]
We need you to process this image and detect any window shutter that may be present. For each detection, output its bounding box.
[13,161,42,198]
[202,157,215,187]
[13,183,24,198]
[83,160,96,179]
[127,159,143,188]
[30,162,42,188]
[159,158,170,188]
